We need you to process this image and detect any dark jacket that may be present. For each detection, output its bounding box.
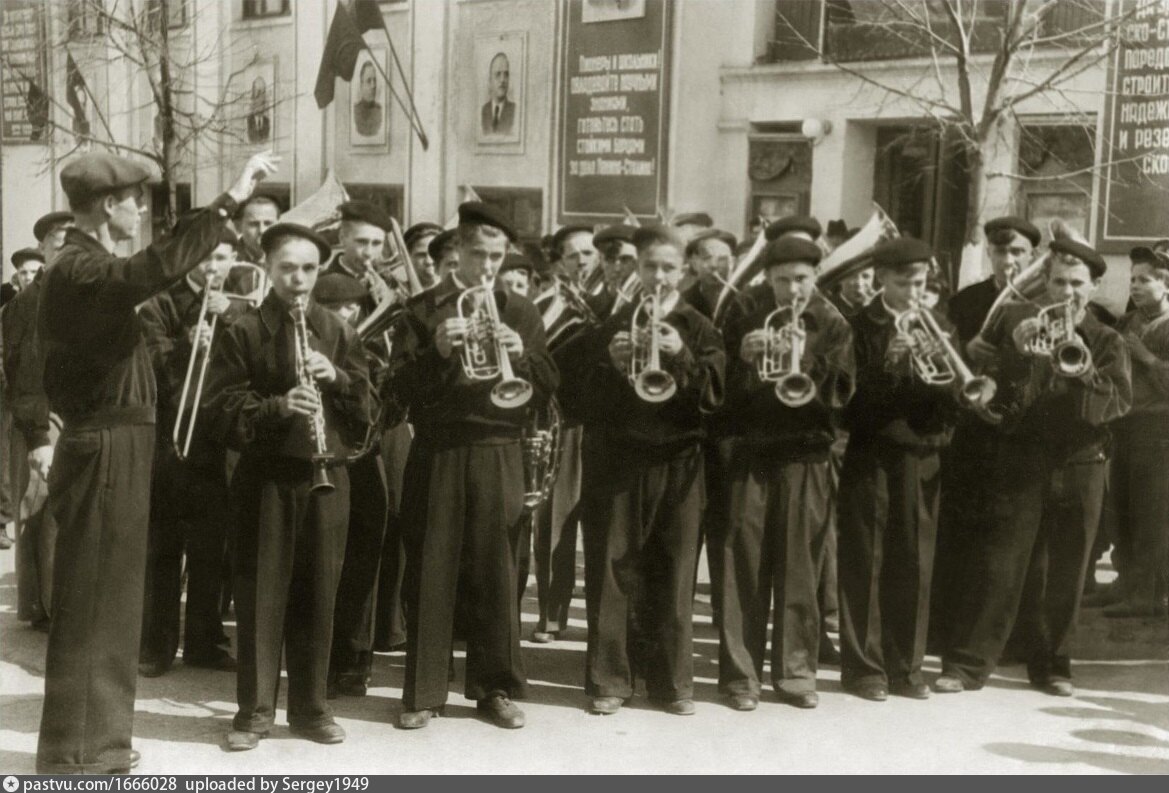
[38,195,238,429]
[203,291,374,462]
[947,277,999,348]
[1117,308,1169,425]
[0,279,51,448]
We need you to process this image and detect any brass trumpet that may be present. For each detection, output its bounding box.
[1027,300,1092,377]
[457,276,534,409]
[758,295,816,407]
[894,301,997,408]
[292,295,335,492]
[628,285,677,403]
[172,262,268,460]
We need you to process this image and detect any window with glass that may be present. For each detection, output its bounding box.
[242,0,290,21]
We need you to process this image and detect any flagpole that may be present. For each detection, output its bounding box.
[65,48,116,144]
[370,15,428,150]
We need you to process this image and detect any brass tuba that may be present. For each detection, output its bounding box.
[457,276,534,409]
[628,284,677,403]
[291,295,335,492]
[894,301,997,408]
[1027,300,1092,378]
[758,295,816,407]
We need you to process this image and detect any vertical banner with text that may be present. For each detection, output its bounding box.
[559,0,671,224]
[1,0,49,144]
[1099,0,1169,249]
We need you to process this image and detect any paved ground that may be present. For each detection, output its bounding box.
[1,548,1166,775]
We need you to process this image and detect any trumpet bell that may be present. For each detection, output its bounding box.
[634,369,677,403]
[1053,339,1092,378]
[775,372,816,407]
[492,377,534,409]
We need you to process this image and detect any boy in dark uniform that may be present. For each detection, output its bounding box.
[719,237,854,711]
[837,237,958,702]
[35,151,276,774]
[937,240,1132,696]
[205,223,374,750]
[388,203,558,730]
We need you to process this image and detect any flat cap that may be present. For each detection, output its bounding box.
[552,224,593,253]
[1129,246,1169,269]
[427,228,457,262]
[760,237,822,269]
[458,201,517,242]
[871,237,934,270]
[60,153,151,206]
[403,221,443,248]
[984,216,1041,248]
[686,228,738,258]
[313,273,369,305]
[593,224,637,248]
[1050,238,1106,275]
[499,252,533,276]
[632,224,687,252]
[765,215,822,242]
[260,222,333,263]
[672,212,713,229]
[338,200,393,232]
[11,248,45,267]
[33,211,73,242]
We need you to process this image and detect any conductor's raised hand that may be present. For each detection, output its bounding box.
[279,384,321,417]
[228,150,281,204]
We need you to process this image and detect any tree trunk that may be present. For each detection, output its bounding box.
[963,144,987,247]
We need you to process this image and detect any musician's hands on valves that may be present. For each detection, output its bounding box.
[1013,318,1043,356]
[228,150,281,204]
[303,350,338,384]
[740,330,768,364]
[886,333,913,364]
[280,384,321,418]
[435,318,524,360]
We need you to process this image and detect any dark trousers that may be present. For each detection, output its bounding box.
[329,451,388,682]
[944,442,1105,686]
[10,419,56,624]
[837,440,940,689]
[719,449,831,696]
[532,424,583,633]
[699,437,734,625]
[819,433,848,621]
[401,439,527,710]
[584,441,704,701]
[37,424,155,773]
[231,458,350,733]
[374,422,411,651]
[1110,417,1169,608]
[140,452,231,666]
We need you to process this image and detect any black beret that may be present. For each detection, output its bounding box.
[60,153,151,206]
[825,219,848,238]
[686,228,738,258]
[593,224,637,248]
[313,273,369,305]
[427,228,457,261]
[10,248,45,267]
[1130,245,1159,264]
[403,221,443,248]
[871,237,934,270]
[260,222,333,263]
[672,212,713,228]
[33,211,73,242]
[552,225,593,253]
[765,215,822,242]
[499,252,533,276]
[760,237,822,269]
[338,200,393,232]
[632,224,687,252]
[457,201,517,242]
[984,216,1041,248]
[1049,238,1106,275]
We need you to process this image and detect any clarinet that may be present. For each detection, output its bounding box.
[292,295,335,492]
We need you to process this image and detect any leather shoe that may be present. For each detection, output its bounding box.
[530,630,557,644]
[589,696,623,715]
[138,659,171,678]
[185,651,237,672]
[890,680,930,700]
[97,749,140,772]
[664,699,696,716]
[727,694,758,711]
[398,708,439,729]
[225,731,261,752]
[777,690,819,709]
[933,674,965,693]
[1034,679,1075,697]
[290,723,346,744]
[846,682,888,702]
[478,693,525,728]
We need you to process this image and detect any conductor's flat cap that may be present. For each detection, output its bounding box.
[984,216,1041,248]
[632,224,687,251]
[60,154,150,206]
[593,224,637,247]
[1050,238,1106,272]
[457,201,517,242]
[760,237,822,269]
[11,248,45,267]
[686,228,738,257]
[33,211,73,242]
[403,221,443,247]
[314,273,369,305]
[673,212,713,228]
[260,222,333,263]
[871,237,934,270]
[427,228,457,261]
[765,215,822,242]
[338,200,393,232]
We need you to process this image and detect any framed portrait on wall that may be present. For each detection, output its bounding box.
[474,32,525,150]
[582,0,646,24]
[751,193,800,226]
[350,47,389,150]
[240,57,277,147]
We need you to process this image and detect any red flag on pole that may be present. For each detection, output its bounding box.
[313,3,369,109]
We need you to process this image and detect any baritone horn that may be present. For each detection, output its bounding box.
[894,301,997,408]
[457,276,534,409]
[758,295,816,407]
[172,262,269,460]
[1027,300,1092,377]
[628,285,677,403]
